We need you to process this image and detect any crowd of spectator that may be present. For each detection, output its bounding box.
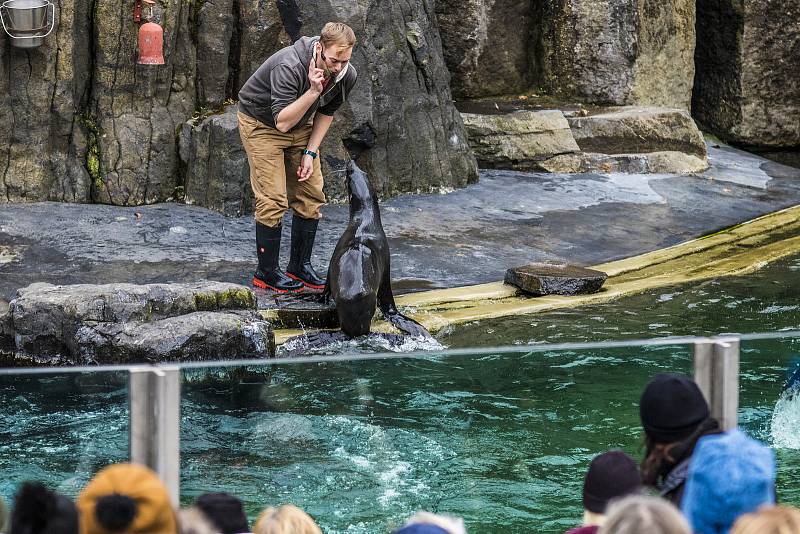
[1,372,798,533]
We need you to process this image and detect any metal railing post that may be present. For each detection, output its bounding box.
[129,366,181,506]
[693,337,740,431]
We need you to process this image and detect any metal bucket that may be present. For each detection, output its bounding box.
[0,0,54,48]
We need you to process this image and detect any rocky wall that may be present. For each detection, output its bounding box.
[693,0,800,149]
[0,0,477,210]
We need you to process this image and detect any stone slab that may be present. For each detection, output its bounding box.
[505,263,608,296]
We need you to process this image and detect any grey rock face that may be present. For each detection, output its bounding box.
[0,0,92,203]
[179,106,253,217]
[567,108,708,158]
[505,263,608,296]
[693,0,800,148]
[74,311,274,364]
[5,281,266,363]
[435,0,535,99]
[196,0,236,109]
[89,1,196,206]
[538,0,694,108]
[461,111,580,170]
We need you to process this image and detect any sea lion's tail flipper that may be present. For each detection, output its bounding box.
[386,312,432,339]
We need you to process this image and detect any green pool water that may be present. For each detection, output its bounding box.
[1,254,800,533]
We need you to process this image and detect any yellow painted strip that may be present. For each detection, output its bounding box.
[272,205,800,345]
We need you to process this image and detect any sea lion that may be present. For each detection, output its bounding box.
[303,160,431,346]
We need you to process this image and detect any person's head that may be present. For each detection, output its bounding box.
[639,373,712,484]
[253,504,321,534]
[598,495,691,534]
[317,22,356,77]
[177,507,217,534]
[392,512,467,534]
[581,449,641,525]
[194,493,248,534]
[681,430,776,534]
[77,463,177,534]
[8,481,78,534]
[730,505,800,534]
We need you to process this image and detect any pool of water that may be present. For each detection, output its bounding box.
[1,255,800,533]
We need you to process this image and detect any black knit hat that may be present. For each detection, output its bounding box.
[582,449,642,513]
[195,492,249,534]
[640,373,709,443]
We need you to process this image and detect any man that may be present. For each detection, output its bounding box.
[238,22,358,292]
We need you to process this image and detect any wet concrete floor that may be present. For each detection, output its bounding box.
[0,143,798,302]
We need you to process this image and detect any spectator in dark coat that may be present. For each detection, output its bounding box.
[639,373,721,505]
[565,449,642,534]
[194,493,249,534]
[8,482,78,534]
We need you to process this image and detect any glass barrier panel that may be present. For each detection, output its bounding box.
[180,342,692,533]
[739,335,800,507]
[0,370,129,504]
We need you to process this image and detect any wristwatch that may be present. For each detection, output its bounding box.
[301,148,317,159]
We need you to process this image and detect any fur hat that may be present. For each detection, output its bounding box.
[77,463,176,534]
[681,430,776,534]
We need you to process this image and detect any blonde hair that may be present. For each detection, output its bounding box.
[253,504,322,534]
[598,496,691,534]
[402,511,467,534]
[177,507,216,534]
[320,22,356,48]
[731,505,800,534]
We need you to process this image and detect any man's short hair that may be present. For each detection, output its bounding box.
[320,22,356,48]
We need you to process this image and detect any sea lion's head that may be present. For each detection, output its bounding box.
[346,160,376,213]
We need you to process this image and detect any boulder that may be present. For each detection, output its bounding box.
[693,0,800,148]
[461,110,580,170]
[8,281,259,361]
[435,0,535,99]
[567,108,708,158]
[73,311,275,365]
[179,106,253,217]
[505,263,608,296]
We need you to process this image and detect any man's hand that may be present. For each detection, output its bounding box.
[308,54,324,95]
[297,153,314,182]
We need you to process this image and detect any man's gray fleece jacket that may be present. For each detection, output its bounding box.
[238,36,357,132]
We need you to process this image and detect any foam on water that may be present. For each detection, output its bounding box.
[771,385,800,449]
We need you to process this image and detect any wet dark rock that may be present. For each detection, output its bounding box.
[461,111,580,171]
[693,0,799,149]
[73,311,275,365]
[505,263,608,296]
[7,281,264,364]
[179,106,253,217]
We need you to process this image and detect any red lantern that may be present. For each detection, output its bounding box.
[137,21,164,65]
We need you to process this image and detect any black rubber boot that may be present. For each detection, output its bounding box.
[286,214,326,290]
[253,222,303,293]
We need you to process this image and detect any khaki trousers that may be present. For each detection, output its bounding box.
[238,111,326,227]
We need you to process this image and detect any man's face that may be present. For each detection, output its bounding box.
[320,44,352,77]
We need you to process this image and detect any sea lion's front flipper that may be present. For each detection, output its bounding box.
[283,330,350,355]
[377,275,432,338]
